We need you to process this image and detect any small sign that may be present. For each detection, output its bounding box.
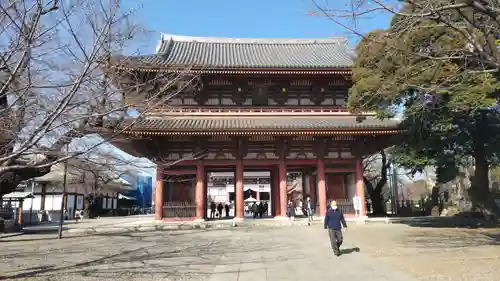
[353,196,362,211]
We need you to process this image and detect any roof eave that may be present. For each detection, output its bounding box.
[119,128,403,136]
[109,64,353,74]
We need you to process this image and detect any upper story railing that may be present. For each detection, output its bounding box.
[147,106,363,116]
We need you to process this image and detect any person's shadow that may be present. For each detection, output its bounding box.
[340,247,360,255]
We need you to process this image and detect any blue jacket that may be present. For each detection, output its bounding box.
[324,208,347,231]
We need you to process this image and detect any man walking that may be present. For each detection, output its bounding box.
[306,197,314,224]
[324,200,347,256]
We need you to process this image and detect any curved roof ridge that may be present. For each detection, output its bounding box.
[159,32,347,45]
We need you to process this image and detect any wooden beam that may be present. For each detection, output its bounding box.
[163,169,196,175]
[325,168,355,173]
[176,158,355,166]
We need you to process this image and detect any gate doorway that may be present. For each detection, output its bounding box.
[206,169,273,220]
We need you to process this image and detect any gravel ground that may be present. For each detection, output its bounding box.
[0,223,499,281]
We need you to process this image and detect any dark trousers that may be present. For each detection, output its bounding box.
[328,229,343,254]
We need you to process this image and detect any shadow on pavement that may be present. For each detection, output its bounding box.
[340,247,360,255]
[21,226,69,235]
[481,232,500,244]
[1,227,219,242]
[0,228,306,280]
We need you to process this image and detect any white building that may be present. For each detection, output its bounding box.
[3,157,134,222]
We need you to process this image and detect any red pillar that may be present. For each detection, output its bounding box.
[317,158,327,217]
[272,166,279,216]
[17,201,24,225]
[154,165,164,220]
[308,170,316,210]
[235,160,244,219]
[256,191,260,201]
[195,161,205,220]
[356,158,366,216]
[279,160,287,217]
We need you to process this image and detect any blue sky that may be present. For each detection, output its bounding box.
[107,0,394,179]
[121,0,393,54]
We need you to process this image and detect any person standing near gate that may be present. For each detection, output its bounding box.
[324,200,347,256]
[210,202,217,220]
[306,197,314,224]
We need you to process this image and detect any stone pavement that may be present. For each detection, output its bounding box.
[19,215,337,235]
[20,214,495,237]
[1,223,499,281]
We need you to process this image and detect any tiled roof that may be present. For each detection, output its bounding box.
[127,116,399,132]
[123,34,354,70]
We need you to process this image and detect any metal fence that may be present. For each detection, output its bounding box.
[392,199,428,216]
[0,207,38,226]
[162,201,196,218]
[324,198,430,217]
[0,207,14,219]
[326,198,355,214]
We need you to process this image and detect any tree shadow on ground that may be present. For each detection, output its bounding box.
[393,215,499,229]
[0,228,308,280]
[396,228,500,249]
[481,232,500,244]
[2,227,218,243]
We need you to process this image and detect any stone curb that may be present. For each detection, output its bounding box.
[62,220,334,235]
[0,232,24,239]
[61,216,498,236]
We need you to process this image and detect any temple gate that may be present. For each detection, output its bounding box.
[105,34,401,221]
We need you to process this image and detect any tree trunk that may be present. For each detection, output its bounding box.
[430,184,442,216]
[370,192,385,216]
[470,147,500,218]
[364,179,386,216]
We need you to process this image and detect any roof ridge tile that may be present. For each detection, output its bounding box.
[160,33,347,45]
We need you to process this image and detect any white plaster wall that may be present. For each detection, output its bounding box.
[31,197,42,211]
[222,98,235,105]
[20,197,38,210]
[184,98,196,105]
[285,99,299,105]
[335,98,347,106]
[340,152,353,158]
[207,98,218,105]
[325,152,339,158]
[45,194,63,211]
[33,195,42,210]
[168,98,182,105]
[323,98,334,105]
[300,98,312,105]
